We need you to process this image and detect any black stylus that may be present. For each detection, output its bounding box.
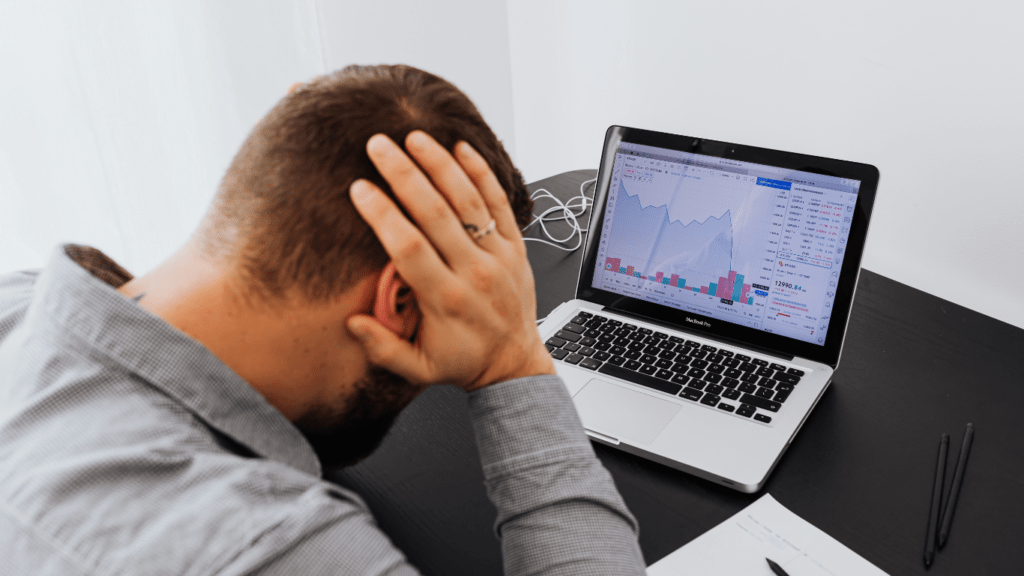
[766,558,790,576]
[924,433,948,569]
[939,423,974,548]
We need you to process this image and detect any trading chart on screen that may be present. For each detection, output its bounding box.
[592,144,860,345]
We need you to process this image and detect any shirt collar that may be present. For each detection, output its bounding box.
[28,244,322,477]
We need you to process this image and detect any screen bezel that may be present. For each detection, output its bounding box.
[575,126,879,368]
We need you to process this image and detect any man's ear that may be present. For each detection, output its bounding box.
[373,262,419,339]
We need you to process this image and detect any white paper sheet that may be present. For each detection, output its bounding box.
[646,494,888,576]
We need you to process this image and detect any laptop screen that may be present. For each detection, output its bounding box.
[590,142,861,346]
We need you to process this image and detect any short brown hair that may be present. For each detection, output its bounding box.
[201,64,532,302]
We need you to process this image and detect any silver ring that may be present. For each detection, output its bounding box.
[464,219,496,241]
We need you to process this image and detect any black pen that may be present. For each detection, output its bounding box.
[924,433,949,568]
[766,558,791,576]
[939,423,974,548]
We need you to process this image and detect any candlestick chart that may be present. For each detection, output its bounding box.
[601,179,766,306]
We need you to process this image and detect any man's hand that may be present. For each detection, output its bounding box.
[346,131,555,392]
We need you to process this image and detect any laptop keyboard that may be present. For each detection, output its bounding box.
[546,311,805,424]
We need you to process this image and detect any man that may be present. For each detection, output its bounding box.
[0,65,645,575]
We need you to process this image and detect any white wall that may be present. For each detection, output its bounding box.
[316,0,516,162]
[0,0,517,277]
[507,0,1024,329]
[0,0,325,275]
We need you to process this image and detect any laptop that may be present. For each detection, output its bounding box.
[538,126,879,492]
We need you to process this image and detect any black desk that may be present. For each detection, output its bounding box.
[330,170,1024,575]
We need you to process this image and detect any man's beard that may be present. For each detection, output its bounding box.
[293,366,419,472]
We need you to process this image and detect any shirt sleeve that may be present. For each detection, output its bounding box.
[467,375,646,576]
[0,269,40,343]
[241,375,645,576]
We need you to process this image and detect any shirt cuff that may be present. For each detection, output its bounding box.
[466,374,593,471]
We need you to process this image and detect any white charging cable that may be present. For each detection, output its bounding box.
[524,176,597,327]
[521,177,596,252]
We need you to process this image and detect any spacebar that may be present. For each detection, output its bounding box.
[740,393,781,412]
[597,364,682,395]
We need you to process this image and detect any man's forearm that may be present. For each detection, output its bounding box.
[467,375,645,576]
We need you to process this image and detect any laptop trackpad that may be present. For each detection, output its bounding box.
[573,379,681,445]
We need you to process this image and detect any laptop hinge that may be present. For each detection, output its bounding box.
[602,306,795,361]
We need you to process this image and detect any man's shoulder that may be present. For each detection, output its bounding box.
[0,327,372,575]
[0,417,374,576]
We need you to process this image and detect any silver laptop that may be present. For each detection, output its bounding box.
[538,126,879,492]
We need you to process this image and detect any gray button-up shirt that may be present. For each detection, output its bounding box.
[0,246,644,575]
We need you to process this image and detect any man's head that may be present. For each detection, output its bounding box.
[172,65,532,469]
[201,64,532,301]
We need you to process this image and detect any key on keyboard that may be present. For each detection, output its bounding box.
[598,363,682,395]
[562,323,586,334]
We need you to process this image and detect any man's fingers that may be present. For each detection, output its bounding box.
[454,141,521,240]
[346,315,430,385]
[366,135,478,264]
[350,179,452,289]
[404,132,496,244]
